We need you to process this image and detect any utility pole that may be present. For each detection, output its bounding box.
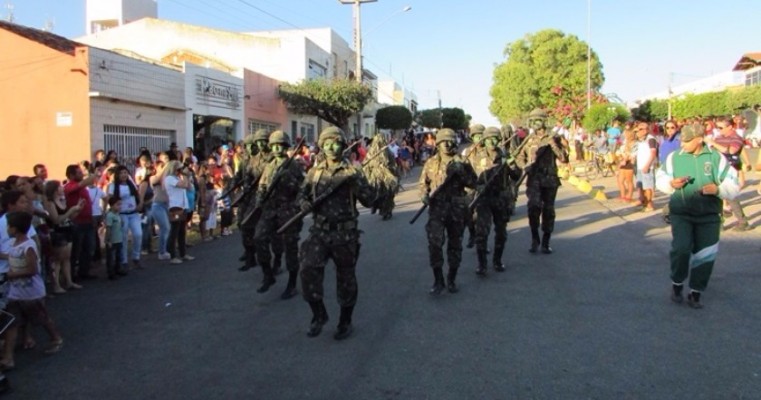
[338,0,376,139]
[437,90,442,128]
[586,0,591,111]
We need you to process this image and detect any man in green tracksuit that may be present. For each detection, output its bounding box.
[655,123,740,309]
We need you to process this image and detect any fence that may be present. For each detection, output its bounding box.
[103,125,175,171]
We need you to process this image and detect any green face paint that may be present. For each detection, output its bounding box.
[323,140,344,160]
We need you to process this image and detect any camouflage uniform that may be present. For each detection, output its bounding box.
[235,130,271,270]
[470,127,521,274]
[463,124,486,248]
[420,129,477,294]
[515,110,568,253]
[366,134,399,220]
[253,131,305,298]
[300,127,377,340]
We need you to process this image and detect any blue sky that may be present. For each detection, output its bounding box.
[7,0,761,126]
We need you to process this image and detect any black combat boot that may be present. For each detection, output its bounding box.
[529,230,541,253]
[541,233,553,254]
[475,250,488,276]
[429,268,445,295]
[238,250,256,271]
[307,300,329,337]
[334,306,355,340]
[280,271,299,300]
[670,283,684,304]
[687,291,703,309]
[257,264,276,293]
[447,269,459,293]
[493,243,506,272]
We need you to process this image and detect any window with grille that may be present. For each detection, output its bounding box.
[247,120,279,135]
[102,125,175,169]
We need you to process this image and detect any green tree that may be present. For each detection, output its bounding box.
[416,109,442,129]
[490,29,605,123]
[582,103,630,133]
[376,105,413,131]
[278,78,374,133]
[441,107,468,130]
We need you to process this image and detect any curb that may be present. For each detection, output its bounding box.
[561,169,609,202]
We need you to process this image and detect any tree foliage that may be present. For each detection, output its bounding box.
[633,85,761,121]
[376,105,413,131]
[441,107,468,130]
[416,109,441,129]
[490,29,605,123]
[278,78,374,132]
[582,103,630,133]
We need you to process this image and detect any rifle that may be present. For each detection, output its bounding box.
[274,146,391,234]
[515,134,564,187]
[240,137,306,226]
[276,176,351,235]
[409,171,455,225]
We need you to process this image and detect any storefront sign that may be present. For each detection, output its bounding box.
[56,112,73,127]
[195,76,241,110]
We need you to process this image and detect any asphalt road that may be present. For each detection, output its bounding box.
[6,167,761,400]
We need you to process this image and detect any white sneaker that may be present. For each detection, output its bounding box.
[157,253,171,260]
[183,255,195,261]
[170,258,183,264]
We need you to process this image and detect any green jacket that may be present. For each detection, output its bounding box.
[655,146,739,217]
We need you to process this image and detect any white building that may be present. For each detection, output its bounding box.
[86,0,157,34]
[633,71,744,107]
[88,47,186,163]
[77,18,347,143]
[377,79,418,113]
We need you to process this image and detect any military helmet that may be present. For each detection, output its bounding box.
[253,128,269,142]
[483,126,501,140]
[318,126,346,147]
[469,124,485,137]
[243,132,256,145]
[528,109,548,120]
[435,128,457,144]
[268,130,291,146]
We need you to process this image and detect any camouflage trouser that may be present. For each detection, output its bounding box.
[426,201,467,270]
[465,192,476,238]
[300,227,361,307]
[474,195,510,254]
[241,225,257,267]
[526,178,559,236]
[377,194,395,217]
[254,206,301,274]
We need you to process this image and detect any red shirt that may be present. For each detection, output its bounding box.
[64,180,93,224]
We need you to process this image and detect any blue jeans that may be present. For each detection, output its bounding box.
[150,202,171,255]
[120,213,143,264]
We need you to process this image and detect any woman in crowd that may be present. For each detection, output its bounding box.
[138,160,156,255]
[164,161,195,264]
[42,181,83,293]
[149,157,171,261]
[616,128,637,202]
[106,166,143,270]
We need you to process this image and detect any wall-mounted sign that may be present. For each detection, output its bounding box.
[56,112,73,127]
[195,76,241,110]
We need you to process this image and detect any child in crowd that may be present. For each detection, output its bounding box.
[217,176,233,237]
[104,198,125,280]
[0,212,63,370]
[87,170,106,264]
[203,175,218,241]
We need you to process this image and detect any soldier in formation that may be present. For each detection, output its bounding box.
[463,124,485,248]
[515,109,568,254]
[297,127,378,340]
[253,131,305,298]
[418,128,477,295]
[469,126,521,275]
[233,129,270,272]
[366,134,399,221]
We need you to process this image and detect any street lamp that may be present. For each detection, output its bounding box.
[338,0,377,83]
[363,5,412,40]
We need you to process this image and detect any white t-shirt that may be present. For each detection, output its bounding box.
[107,183,138,213]
[88,186,106,217]
[388,143,400,158]
[0,215,37,274]
[164,176,188,209]
[7,238,45,300]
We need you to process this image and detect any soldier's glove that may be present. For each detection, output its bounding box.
[421,194,430,205]
[300,200,313,213]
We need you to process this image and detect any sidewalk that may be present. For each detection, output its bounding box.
[562,158,761,236]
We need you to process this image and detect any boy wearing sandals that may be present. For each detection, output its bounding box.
[0,211,63,370]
